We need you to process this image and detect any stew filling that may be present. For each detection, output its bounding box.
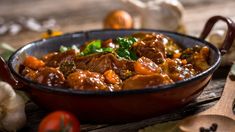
[20,32,210,91]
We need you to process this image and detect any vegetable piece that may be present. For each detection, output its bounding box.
[38,111,80,132]
[104,70,121,84]
[60,45,80,53]
[0,43,16,61]
[80,40,113,56]
[116,37,137,49]
[173,53,181,58]
[134,57,162,75]
[116,37,138,60]
[0,81,26,132]
[181,59,187,65]
[41,29,63,39]
[23,55,45,70]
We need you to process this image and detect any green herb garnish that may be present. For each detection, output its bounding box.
[0,43,16,61]
[116,37,138,60]
[80,40,113,56]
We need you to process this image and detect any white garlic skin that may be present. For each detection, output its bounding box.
[0,82,26,132]
[123,0,184,31]
[209,29,235,65]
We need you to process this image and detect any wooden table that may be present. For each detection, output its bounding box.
[0,0,234,131]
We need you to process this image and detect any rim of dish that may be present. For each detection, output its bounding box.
[8,29,221,96]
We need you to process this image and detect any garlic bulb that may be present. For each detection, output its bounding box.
[122,0,185,32]
[0,81,26,132]
[208,29,235,65]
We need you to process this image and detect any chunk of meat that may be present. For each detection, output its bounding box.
[160,58,196,81]
[76,53,134,79]
[67,70,108,91]
[21,67,38,80]
[180,46,210,72]
[132,33,166,64]
[123,73,173,90]
[192,46,210,72]
[134,57,162,75]
[42,49,76,67]
[34,67,65,87]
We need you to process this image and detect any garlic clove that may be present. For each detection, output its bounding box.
[208,29,225,47]
[25,18,42,32]
[1,94,26,132]
[0,82,16,104]
[0,81,26,131]
[9,23,22,36]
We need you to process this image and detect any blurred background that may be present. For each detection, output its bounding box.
[0,0,235,49]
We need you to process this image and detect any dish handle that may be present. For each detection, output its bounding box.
[0,57,25,91]
[200,15,235,55]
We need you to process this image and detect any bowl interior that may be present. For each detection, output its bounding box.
[8,29,221,94]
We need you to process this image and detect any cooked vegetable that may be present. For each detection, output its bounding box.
[60,45,80,53]
[104,70,121,84]
[38,111,80,132]
[19,32,210,91]
[0,43,16,61]
[116,37,138,60]
[41,29,63,39]
[0,81,26,132]
[23,55,45,70]
[80,40,113,56]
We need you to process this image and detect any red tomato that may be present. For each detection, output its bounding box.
[38,111,80,132]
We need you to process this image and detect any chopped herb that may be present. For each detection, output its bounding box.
[80,40,113,56]
[116,37,138,60]
[116,37,137,49]
[129,50,138,60]
[116,48,130,59]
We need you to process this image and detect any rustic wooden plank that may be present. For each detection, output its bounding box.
[89,102,220,132]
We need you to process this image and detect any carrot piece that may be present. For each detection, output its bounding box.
[24,56,45,70]
[103,70,121,84]
[173,53,181,58]
[181,59,187,65]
